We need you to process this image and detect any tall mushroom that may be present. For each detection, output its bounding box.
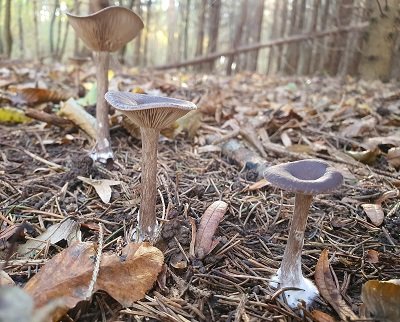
[263,159,343,308]
[66,7,144,163]
[105,91,197,241]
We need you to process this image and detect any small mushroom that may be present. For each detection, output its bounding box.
[105,91,197,241]
[66,7,144,163]
[263,159,343,308]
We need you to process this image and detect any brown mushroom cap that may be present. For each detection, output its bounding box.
[263,159,343,195]
[104,91,197,129]
[66,6,144,52]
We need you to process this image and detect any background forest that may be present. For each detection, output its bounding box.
[1,0,399,80]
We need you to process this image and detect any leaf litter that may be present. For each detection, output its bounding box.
[0,62,399,321]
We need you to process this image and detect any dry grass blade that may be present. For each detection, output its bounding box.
[315,249,358,321]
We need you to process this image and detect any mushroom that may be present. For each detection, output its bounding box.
[66,7,144,163]
[263,159,343,308]
[104,91,197,241]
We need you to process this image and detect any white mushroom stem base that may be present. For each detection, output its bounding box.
[270,268,319,308]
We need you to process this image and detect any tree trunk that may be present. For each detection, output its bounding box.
[3,0,12,58]
[18,0,24,59]
[167,0,178,63]
[133,1,142,66]
[266,0,281,74]
[316,0,331,72]
[328,0,353,75]
[58,19,70,61]
[32,0,40,59]
[205,0,221,71]
[246,0,265,71]
[143,0,152,66]
[226,0,248,75]
[359,0,400,80]
[49,0,59,59]
[0,0,3,54]
[276,0,289,73]
[284,0,298,74]
[183,0,191,60]
[301,0,320,75]
[294,0,306,74]
[194,0,207,57]
[73,0,81,56]
[55,2,63,60]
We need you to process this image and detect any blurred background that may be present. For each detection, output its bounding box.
[0,0,399,81]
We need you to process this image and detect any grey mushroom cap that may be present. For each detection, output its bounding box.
[263,159,343,195]
[105,90,197,129]
[66,6,144,52]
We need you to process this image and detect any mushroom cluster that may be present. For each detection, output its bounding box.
[67,6,144,163]
[105,91,197,241]
[264,159,343,308]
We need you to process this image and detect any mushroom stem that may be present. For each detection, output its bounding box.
[93,51,113,163]
[139,127,160,241]
[280,193,313,286]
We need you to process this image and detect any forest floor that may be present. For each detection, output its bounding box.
[0,61,399,322]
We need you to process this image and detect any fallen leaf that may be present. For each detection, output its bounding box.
[315,249,358,321]
[361,203,384,226]
[365,250,380,264]
[345,147,380,164]
[18,218,81,257]
[245,178,270,191]
[24,242,164,313]
[78,176,121,203]
[0,270,15,286]
[195,200,228,259]
[362,279,400,322]
[311,310,338,322]
[12,88,70,105]
[0,107,31,124]
[342,116,377,137]
[388,147,400,169]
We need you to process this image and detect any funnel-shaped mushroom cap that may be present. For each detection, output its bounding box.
[66,6,144,52]
[105,91,197,129]
[264,159,343,195]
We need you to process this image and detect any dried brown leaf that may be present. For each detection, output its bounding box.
[245,178,270,191]
[311,310,338,322]
[361,203,384,226]
[24,241,163,314]
[365,250,380,264]
[362,280,400,322]
[345,147,380,165]
[12,88,70,105]
[388,147,400,169]
[342,116,376,137]
[78,176,121,204]
[315,249,358,321]
[195,201,228,259]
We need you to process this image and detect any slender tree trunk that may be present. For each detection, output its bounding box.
[183,0,191,60]
[276,0,289,73]
[59,20,70,61]
[55,3,63,60]
[194,0,207,57]
[205,0,221,71]
[294,0,306,75]
[18,0,24,59]
[0,0,3,54]
[133,1,142,66]
[246,0,265,72]
[3,0,12,58]
[73,0,81,56]
[226,0,248,75]
[49,0,59,59]
[32,0,40,59]
[284,0,298,74]
[338,1,357,78]
[118,0,135,64]
[267,0,280,74]
[316,0,331,72]
[301,0,320,75]
[167,0,178,63]
[143,0,152,66]
[359,0,400,81]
